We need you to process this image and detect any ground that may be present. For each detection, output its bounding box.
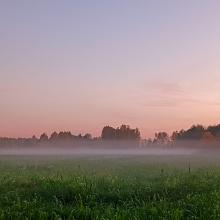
[0,153,220,219]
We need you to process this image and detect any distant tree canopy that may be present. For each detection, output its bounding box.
[3,123,220,148]
[172,124,220,141]
[40,133,48,142]
[172,125,205,140]
[154,132,169,144]
[207,124,220,138]
[48,131,92,141]
[101,125,140,140]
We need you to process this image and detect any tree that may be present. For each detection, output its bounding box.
[172,125,205,140]
[31,135,38,144]
[50,132,58,141]
[202,131,214,142]
[40,133,48,142]
[207,124,220,139]
[101,126,116,139]
[154,132,169,144]
[57,131,73,140]
[83,133,92,140]
[101,125,140,140]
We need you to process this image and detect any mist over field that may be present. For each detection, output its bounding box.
[0,140,218,160]
[0,145,196,156]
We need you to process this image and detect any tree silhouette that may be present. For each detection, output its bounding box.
[101,125,140,140]
[207,124,220,139]
[202,131,214,141]
[50,132,58,141]
[40,133,48,142]
[83,133,92,140]
[154,132,169,144]
[172,125,205,140]
[101,126,116,139]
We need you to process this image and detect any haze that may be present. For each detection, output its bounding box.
[1,1,220,138]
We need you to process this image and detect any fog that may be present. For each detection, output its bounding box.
[0,146,197,156]
[0,140,216,156]
[1,141,220,170]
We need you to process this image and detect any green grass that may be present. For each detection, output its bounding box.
[0,154,220,219]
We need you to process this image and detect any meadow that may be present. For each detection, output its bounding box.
[0,153,220,219]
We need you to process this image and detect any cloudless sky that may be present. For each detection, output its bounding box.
[1,0,220,138]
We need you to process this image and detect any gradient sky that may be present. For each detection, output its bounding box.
[1,0,220,138]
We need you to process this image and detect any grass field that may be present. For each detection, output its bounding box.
[1,153,220,219]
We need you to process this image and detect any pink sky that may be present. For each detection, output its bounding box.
[1,1,220,138]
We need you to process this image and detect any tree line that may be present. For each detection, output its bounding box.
[1,123,220,147]
[0,124,140,147]
[146,124,220,145]
[101,125,140,140]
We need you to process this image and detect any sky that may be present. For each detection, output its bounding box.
[1,0,220,138]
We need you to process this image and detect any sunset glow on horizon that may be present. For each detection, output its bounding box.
[1,1,220,138]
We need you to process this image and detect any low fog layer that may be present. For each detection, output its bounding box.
[1,138,220,158]
[0,147,198,156]
[2,142,220,169]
